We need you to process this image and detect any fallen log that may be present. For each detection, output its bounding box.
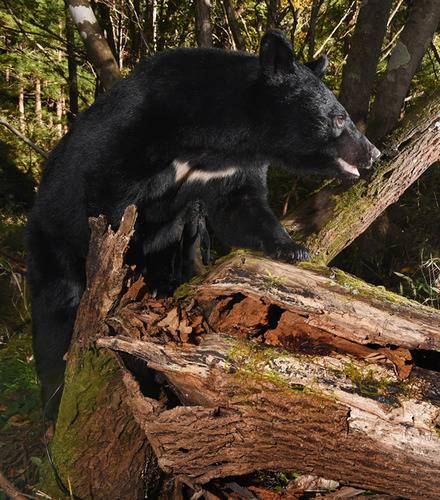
[39,206,440,499]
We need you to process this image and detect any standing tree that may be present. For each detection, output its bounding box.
[66,0,121,90]
[367,0,440,142]
[266,0,280,30]
[222,0,246,51]
[339,0,393,130]
[64,0,79,123]
[195,0,213,47]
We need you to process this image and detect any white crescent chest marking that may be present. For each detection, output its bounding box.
[173,160,238,184]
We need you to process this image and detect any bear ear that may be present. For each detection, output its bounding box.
[305,54,329,79]
[259,30,295,81]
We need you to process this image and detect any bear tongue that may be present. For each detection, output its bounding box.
[336,158,360,178]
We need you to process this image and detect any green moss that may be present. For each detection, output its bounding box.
[299,261,437,311]
[227,342,309,396]
[39,348,119,497]
[434,425,440,439]
[262,269,287,288]
[341,362,407,403]
[173,282,194,299]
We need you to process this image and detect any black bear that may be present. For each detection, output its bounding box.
[27,30,380,417]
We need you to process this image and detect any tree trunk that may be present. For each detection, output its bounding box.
[40,207,440,498]
[64,0,79,123]
[367,0,440,143]
[305,0,322,61]
[143,0,157,55]
[95,0,118,60]
[266,0,280,30]
[35,79,43,126]
[283,92,440,265]
[195,0,213,48]
[339,0,393,131]
[18,85,25,132]
[128,0,141,66]
[222,0,246,51]
[66,0,121,90]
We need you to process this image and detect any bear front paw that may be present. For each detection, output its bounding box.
[271,243,310,263]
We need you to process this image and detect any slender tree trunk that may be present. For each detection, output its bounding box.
[143,0,157,55]
[194,0,213,47]
[128,0,141,66]
[34,78,43,126]
[266,0,280,30]
[64,0,79,123]
[18,85,25,132]
[306,0,322,61]
[56,93,63,138]
[367,0,440,143]
[339,0,393,131]
[66,0,121,90]
[95,0,118,59]
[221,0,246,51]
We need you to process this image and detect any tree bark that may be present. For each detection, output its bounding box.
[266,0,280,30]
[283,92,440,265]
[305,0,322,61]
[39,206,162,499]
[18,85,25,132]
[66,0,121,90]
[367,0,440,143]
[222,0,246,51]
[64,0,79,123]
[195,0,213,48]
[143,0,157,55]
[35,78,43,126]
[339,0,393,130]
[40,204,440,499]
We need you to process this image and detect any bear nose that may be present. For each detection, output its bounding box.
[371,146,381,162]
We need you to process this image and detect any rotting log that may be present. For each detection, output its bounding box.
[39,206,162,500]
[283,93,440,264]
[40,205,440,499]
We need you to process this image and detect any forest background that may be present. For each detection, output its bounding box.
[0,0,439,496]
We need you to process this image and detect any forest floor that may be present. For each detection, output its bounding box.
[0,212,44,498]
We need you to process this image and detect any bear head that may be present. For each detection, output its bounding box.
[256,30,381,179]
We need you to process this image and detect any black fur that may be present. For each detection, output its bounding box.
[27,31,379,417]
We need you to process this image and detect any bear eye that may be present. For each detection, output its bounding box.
[333,115,346,129]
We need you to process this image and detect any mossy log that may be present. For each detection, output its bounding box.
[284,93,440,264]
[41,207,440,499]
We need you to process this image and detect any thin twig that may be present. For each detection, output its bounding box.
[387,0,404,27]
[313,0,356,58]
[0,117,48,158]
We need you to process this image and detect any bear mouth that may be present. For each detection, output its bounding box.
[335,157,360,178]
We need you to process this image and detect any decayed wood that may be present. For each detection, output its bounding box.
[40,206,161,500]
[95,249,440,498]
[284,94,440,264]
[198,252,440,352]
[46,205,440,499]
[97,331,440,498]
